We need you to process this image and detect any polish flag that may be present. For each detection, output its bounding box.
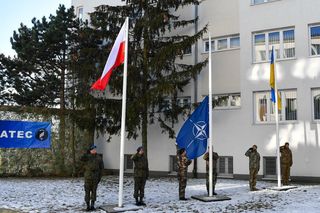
[91,22,126,90]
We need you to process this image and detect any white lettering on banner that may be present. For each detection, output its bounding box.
[9,130,15,138]
[17,131,24,138]
[0,131,8,138]
[25,131,32,138]
[0,130,34,139]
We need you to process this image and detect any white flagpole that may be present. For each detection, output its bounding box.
[208,32,213,197]
[118,17,129,207]
[273,48,281,188]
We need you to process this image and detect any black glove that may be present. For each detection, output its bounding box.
[249,148,253,151]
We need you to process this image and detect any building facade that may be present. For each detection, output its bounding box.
[72,0,320,181]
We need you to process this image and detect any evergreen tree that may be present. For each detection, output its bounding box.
[85,0,208,158]
[0,5,82,174]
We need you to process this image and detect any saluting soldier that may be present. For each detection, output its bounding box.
[81,145,104,211]
[245,145,260,191]
[177,148,192,200]
[280,142,293,185]
[203,150,219,195]
[131,146,149,206]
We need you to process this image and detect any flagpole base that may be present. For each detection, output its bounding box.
[269,185,297,191]
[99,204,143,213]
[191,194,231,202]
[0,208,19,213]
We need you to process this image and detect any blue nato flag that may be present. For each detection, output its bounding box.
[176,96,209,160]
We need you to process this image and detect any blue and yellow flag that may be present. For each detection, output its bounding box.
[270,47,281,110]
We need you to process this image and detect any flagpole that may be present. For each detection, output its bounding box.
[208,32,213,197]
[273,47,281,188]
[118,17,129,207]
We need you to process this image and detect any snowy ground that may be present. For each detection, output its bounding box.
[1,176,320,213]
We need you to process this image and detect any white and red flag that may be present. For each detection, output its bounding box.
[91,21,126,90]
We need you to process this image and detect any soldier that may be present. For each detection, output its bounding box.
[280,142,293,185]
[245,145,260,191]
[203,150,219,195]
[80,145,104,211]
[177,148,192,200]
[131,146,149,206]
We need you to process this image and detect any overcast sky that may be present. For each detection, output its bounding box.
[0,0,71,57]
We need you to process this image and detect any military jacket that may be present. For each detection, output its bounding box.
[203,152,219,171]
[81,153,104,180]
[245,149,260,171]
[177,154,191,178]
[280,146,293,166]
[131,153,149,178]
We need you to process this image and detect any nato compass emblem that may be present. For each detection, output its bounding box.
[187,120,208,148]
[35,128,49,141]
[193,121,208,140]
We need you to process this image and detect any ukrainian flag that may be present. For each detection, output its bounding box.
[270,47,282,110]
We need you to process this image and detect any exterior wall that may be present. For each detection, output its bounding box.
[71,0,125,21]
[198,0,240,95]
[72,0,320,180]
[237,0,320,177]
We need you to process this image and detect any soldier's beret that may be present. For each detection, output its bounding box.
[137,146,143,152]
[89,144,97,150]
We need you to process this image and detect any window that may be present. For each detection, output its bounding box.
[169,155,178,173]
[205,40,215,52]
[263,157,276,178]
[310,25,320,56]
[213,93,241,109]
[217,39,228,50]
[204,35,240,53]
[253,28,295,62]
[159,97,191,112]
[254,90,297,123]
[183,45,192,55]
[252,0,278,5]
[230,37,240,48]
[283,30,295,58]
[312,88,320,120]
[124,154,133,171]
[217,156,233,176]
[77,7,84,20]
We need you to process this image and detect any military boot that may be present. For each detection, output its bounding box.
[139,197,146,206]
[135,197,140,206]
[86,202,90,211]
[90,201,95,210]
[213,186,217,195]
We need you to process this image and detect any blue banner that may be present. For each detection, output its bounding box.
[176,96,209,160]
[0,120,51,148]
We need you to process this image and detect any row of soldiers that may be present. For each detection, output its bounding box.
[80,142,292,210]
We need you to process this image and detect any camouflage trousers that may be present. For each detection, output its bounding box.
[206,169,217,195]
[249,168,258,190]
[281,164,291,185]
[134,177,147,199]
[178,177,187,199]
[84,179,99,203]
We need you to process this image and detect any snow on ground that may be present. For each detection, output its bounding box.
[1,176,320,213]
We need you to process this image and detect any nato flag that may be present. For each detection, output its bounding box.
[176,96,209,160]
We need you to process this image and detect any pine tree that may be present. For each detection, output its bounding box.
[0,5,82,174]
[85,0,208,158]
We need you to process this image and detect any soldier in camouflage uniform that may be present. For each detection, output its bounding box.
[131,146,149,206]
[245,145,260,191]
[81,145,104,211]
[280,142,293,185]
[177,148,192,200]
[203,151,219,195]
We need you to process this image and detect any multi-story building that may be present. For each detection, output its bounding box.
[72,0,320,182]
